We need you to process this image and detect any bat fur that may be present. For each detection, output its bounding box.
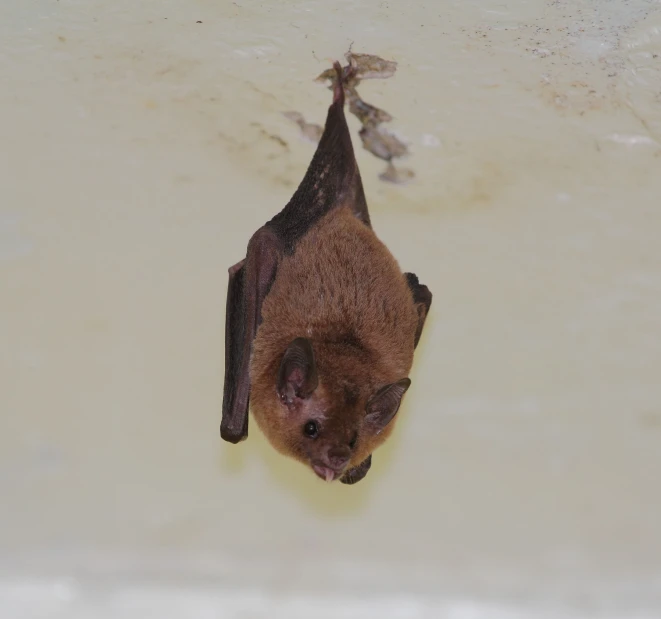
[221,61,431,485]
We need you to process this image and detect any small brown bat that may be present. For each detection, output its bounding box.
[220,62,432,485]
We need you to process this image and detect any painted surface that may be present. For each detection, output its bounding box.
[1,0,660,616]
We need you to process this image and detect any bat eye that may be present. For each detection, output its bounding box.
[303,420,318,438]
[349,434,358,450]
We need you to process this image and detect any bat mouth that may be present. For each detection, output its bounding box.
[312,464,342,483]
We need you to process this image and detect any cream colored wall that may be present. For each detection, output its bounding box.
[1,0,660,617]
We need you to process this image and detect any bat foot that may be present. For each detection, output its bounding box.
[332,61,345,106]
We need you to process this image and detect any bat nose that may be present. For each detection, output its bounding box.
[326,446,351,470]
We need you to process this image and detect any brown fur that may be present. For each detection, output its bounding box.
[250,206,418,473]
[220,60,431,484]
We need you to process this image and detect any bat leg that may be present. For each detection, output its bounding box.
[340,454,372,485]
[331,62,371,227]
[405,272,432,349]
[266,62,371,246]
[221,228,283,443]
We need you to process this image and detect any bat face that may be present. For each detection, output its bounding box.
[250,337,411,483]
[261,378,366,483]
[220,60,432,485]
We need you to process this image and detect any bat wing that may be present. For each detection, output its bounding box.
[405,272,432,348]
[220,259,247,442]
[266,62,371,254]
[221,62,369,442]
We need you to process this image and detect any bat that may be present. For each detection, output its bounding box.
[220,61,431,485]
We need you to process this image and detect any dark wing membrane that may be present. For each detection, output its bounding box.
[267,62,370,254]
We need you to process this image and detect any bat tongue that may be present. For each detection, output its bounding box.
[313,464,337,482]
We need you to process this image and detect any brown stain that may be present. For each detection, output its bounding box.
[83,317,110,334]
[55,41,296,189]
[639,412,661,429]
[539,79,611,115]
[462,160,506,206]
[245,79,280,104]
[96,47,314,190]
[174,174,193,184]
[373,153,512,216]
[251,124,289,150]
[272,175,295,189]
[282,111,324,144]
[379,162,415,185]
[456,8,629,120]
[213,123,295,188]
[152,58,203,81]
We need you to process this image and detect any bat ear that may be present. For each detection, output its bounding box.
[278,337,319,404]
[365,378,411,433]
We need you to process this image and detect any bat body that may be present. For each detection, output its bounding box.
[221,62,431,484]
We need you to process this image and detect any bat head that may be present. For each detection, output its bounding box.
[260,337,410,482]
